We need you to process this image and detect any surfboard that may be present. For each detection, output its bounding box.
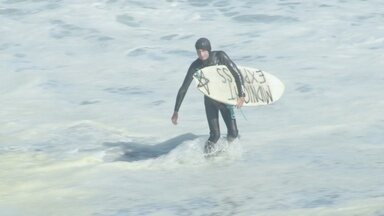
[193,65,285,106]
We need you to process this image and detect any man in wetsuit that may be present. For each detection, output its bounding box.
[171,38,246,153]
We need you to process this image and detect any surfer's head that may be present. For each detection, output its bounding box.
[195,37,211,61]
[195,38,211,52]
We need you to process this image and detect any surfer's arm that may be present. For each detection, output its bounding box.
[172,64,196,125]
[173,62,197,113]
[219,51,245,98]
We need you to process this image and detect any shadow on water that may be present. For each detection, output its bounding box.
[103,133,199,162]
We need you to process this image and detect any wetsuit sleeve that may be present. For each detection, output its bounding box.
[173,62,197,112]
[219,51,245,97]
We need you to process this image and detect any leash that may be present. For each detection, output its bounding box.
[238,108,248,121]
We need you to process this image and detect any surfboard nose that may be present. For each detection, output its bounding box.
[266,73,285,102]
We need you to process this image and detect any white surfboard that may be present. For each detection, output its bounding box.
[193,65,285,106]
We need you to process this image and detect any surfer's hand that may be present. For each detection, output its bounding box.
[171,112,178,125]
[236,97,245,108]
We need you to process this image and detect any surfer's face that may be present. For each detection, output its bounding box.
[196,49,209,61]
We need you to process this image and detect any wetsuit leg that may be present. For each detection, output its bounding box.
[219,105,239,142]
[204,96,220,143]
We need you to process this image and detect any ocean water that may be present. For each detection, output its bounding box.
[1,0,384,215]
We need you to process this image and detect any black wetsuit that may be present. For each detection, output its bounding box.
[174,51,245,143]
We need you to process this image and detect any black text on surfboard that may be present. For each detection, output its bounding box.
[215,67,274,104]
[216,67,237,101]
[194,70,210,95]
[242,68,274,104]
[193,65,284,106]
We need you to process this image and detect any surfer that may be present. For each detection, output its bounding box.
[171,38,246,154]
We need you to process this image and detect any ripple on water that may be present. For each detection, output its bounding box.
[104,86,153,96]
[49,19,99,39]
[116,14,140,27]
[233,14,299,23]
[0,8,25,16]
[187,0,215,7]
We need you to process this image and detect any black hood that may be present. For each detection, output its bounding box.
[195,38,211,52]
